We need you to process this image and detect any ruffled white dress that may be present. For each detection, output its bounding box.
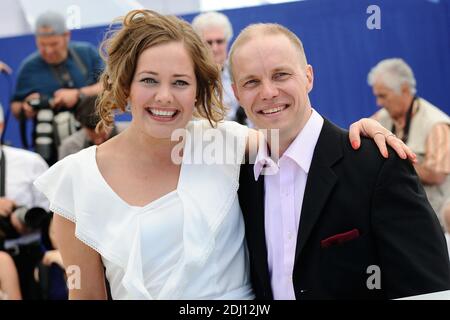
[34,120,254,300]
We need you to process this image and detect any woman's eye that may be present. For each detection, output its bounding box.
[174,80,189,87]
[141,78,157,84]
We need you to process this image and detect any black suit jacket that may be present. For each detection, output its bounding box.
[238,119,450,300]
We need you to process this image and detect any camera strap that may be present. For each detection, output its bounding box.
[49,47,88,89]
[0,148,5,197]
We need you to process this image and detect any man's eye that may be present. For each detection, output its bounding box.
[244,79,259,87]
[274,72,290,80]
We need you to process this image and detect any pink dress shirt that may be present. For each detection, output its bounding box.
[253,109,324,299]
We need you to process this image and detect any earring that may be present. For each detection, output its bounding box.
[125,102,131,112]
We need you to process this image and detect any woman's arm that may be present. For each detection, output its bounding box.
[53,214,107,300]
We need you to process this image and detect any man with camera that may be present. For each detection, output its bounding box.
[0,103,50,299]
[10,11,103,165]
[58,95,128,159]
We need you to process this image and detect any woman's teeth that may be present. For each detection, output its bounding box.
[148,108,177,117]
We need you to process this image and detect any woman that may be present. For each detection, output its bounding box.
[34,10,413,300]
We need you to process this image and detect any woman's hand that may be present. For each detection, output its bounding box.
[349,118,416,162]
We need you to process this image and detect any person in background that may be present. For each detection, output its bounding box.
[0,104,49,300]
[0,61,12,74]
[11,11,103,165]
[441,199,450,259]
[58,95,128,159]
[368,58,450,220]
[0,251,22,300]
[192,11,247,124]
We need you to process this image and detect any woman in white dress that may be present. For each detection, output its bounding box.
[34,10,414,300]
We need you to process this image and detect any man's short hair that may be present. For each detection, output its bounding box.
[192,11,234,42]
[35,11,68,36]
[75,95,100,129]
[367,58,417,95]
[229,23,308,82]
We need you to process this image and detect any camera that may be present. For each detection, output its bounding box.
[13,207,50,231]
[24,95,57,164]
[0,207,50,242]
[27,96,53,111]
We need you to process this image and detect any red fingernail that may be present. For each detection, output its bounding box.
[351,141,359,149]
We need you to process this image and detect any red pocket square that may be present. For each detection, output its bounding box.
[320,229,360,248]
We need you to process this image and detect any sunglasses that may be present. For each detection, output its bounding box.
[206,38,226,46]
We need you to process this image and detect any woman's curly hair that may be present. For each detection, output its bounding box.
[96,9,225,131]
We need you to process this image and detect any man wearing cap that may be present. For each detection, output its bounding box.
[10,11,103,164]
[58,95,128,159]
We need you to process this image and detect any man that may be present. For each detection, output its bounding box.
[231,24,450,299]
[58,95,128,159]
[192,11,246,124]
[11,11,103,165]
[368,58,450,220]
[0,105,50,299]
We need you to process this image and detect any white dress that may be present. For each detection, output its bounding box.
[34,120,254,300]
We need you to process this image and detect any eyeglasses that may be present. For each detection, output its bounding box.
[206,38,226,46]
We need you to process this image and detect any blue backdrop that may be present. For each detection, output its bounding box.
[1,0,449,147]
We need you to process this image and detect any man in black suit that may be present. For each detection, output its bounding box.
[230,23,450,299]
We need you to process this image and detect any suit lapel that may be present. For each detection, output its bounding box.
[294,120,343,265]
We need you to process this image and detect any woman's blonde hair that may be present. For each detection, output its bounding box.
[96,9,225,131]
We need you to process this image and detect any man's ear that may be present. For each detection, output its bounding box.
[232,83,240,102]
[401,83,411,96]
[305,64,314,93]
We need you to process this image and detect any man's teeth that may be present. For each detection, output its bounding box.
[261,105,287,114]
[148,108,176,117]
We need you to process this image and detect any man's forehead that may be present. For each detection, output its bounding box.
[234,34,295,59]
[202,27,225,39]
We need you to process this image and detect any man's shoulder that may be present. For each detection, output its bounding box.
[319,119,390,168]
[59,130,88,158]
[70,41,96,51]
[18,51,44,72]
[69,41,99,59]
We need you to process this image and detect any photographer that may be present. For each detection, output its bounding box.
[58,95,128,159]
[10,11,103,165]
[0,105,50,299]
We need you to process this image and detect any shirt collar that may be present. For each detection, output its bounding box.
[253,108,324,180]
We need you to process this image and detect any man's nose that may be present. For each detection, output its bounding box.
[260,81,279,100]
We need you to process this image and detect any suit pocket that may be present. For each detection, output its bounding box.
[319,232,370,297]
[320,228,360,248]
